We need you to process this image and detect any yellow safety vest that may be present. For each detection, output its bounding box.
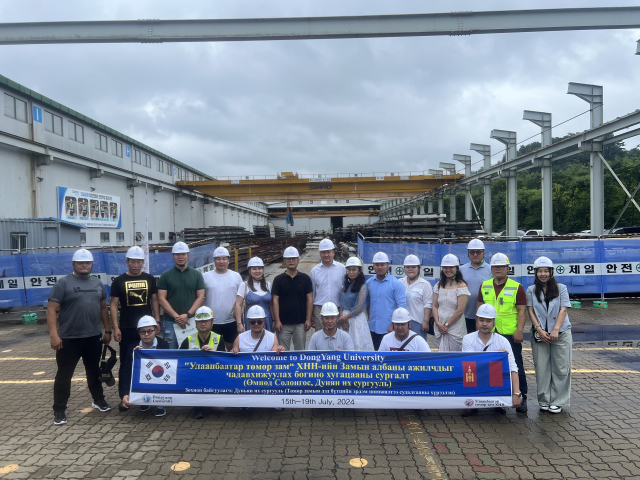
[187,333,222,350]
[480,278,521,335]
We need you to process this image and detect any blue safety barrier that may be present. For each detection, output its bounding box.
[359,237,640,296]
[0,255,27,308]
[600,239,640,294]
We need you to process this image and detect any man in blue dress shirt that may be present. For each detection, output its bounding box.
[459,239,492,334]
[365,251,407,351]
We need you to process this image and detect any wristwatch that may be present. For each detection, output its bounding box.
[187,312,194,319]
[513,392,522,397]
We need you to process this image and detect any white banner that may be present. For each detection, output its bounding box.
[57,186,122,228]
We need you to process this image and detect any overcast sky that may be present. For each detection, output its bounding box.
[1,1,639,178]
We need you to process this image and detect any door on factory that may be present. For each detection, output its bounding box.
[331,216,343,233]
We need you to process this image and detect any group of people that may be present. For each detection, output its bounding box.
[47,238,572,425]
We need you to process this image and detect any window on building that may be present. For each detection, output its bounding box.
[80,232,87,244]
[44,111,63,136]
[159,232,165,241]
[157,159,164,173]
[116,232,124,242]
[166,162,172,175]
[309,201,314,204]
[111,139,123,157]
[95,133,108,152]
[134,149,141,164]
[69,121,84,143]
[346,200,350,203]
[334,200,339,204]
[100,232,110,243]
[148,232,152,241]
[10,232,28,252]
[143,153,151,168]
[4,93,27,123]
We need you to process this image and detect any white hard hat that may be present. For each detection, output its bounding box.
[467,238,485,250]
[137,315,157,329]
[172,242,190,254]
[126,246,145,260]
[246,305,266,319]
[318,238,335,251]
[320,302,339,316]
[345,257,363,268]
[440,254,460,267]
[391,307,412,324]
[476,304,497,319]
[247,257,264,268]
[214,246,230,258]
[194,306,214,321]
[372,251,390,263]
[533,256,554,269]
[72,248,94,262]
[490,253,510,266]
[283,246,300,258]
[403,254,421,266]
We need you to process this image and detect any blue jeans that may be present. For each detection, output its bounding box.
[162,319,180,349]
[409,320,429,341]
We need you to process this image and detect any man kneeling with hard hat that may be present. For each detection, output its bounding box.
[179,306,225,419]
[308,302,354,351]
[378,308,431,352]
[461,304,522,417]
[119,316,170,417]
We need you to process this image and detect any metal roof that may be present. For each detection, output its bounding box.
[0,73,213,180]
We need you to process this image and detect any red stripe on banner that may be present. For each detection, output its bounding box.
[462,361,477,387]
[489,361,503,387]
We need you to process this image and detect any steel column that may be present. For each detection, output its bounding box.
[470,143,492,234]
[568,83,604,234]
[450,191,457,221]
[437,195,444,214]
[524,110,553,234]
[427,197,433,213]
[491,130,518,236]
[454,154,473,220]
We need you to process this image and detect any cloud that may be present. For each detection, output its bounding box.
[1,0,639,179]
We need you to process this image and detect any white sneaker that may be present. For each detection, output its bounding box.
[548,405,562,414]
[539,403,549,411]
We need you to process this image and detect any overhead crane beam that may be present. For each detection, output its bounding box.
[269,209,380,218]
[1,8,640,45]
[176,174,463,202]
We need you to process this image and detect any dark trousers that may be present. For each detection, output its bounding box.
[465,318,477,334]
[118,328,140,398]
[53,335,104,412]
[370,332,386,351]
[502,334,528,398]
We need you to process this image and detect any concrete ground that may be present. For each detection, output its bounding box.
[0,248,639,479]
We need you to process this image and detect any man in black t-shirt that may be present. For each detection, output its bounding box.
[272,246,313,351]
[109,247,160,395]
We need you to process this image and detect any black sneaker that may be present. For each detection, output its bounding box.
[139,405,150,412]
[53,411,67,425]
[193,407,205,419]
[91,399,112,412]
[117,402,128,412]
[155,406,166,417]
[516,399,528,413]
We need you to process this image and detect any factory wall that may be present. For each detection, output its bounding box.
[0,82,269,247]
[271,217,331,234]
[343,216,379,226]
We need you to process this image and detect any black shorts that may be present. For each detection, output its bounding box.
[212,321,239,345]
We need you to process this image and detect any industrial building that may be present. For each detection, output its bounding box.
[268,199,380,234]
[0,74,268,249]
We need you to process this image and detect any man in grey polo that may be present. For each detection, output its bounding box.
[308,302,354,351]
[459,239,492,334]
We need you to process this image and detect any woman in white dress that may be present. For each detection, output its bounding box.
[338,257,374,351]
[433,254,469,352]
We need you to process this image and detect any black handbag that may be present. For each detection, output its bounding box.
[428,317,435,336]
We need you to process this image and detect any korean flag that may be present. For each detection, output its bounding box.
[139,359,178,385]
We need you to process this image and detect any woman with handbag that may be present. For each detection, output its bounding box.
[399,254,433,340]
[433,254,469,352]
[526,256,572,414]
[337,257,374,351]
[235,257,274,332]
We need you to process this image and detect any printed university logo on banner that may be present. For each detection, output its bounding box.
[140,359,178,385]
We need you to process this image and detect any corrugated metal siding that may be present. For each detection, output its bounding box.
[0,220,81,254]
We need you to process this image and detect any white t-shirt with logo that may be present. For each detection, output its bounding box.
[378,332,431,352]
[203,269,243,325]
